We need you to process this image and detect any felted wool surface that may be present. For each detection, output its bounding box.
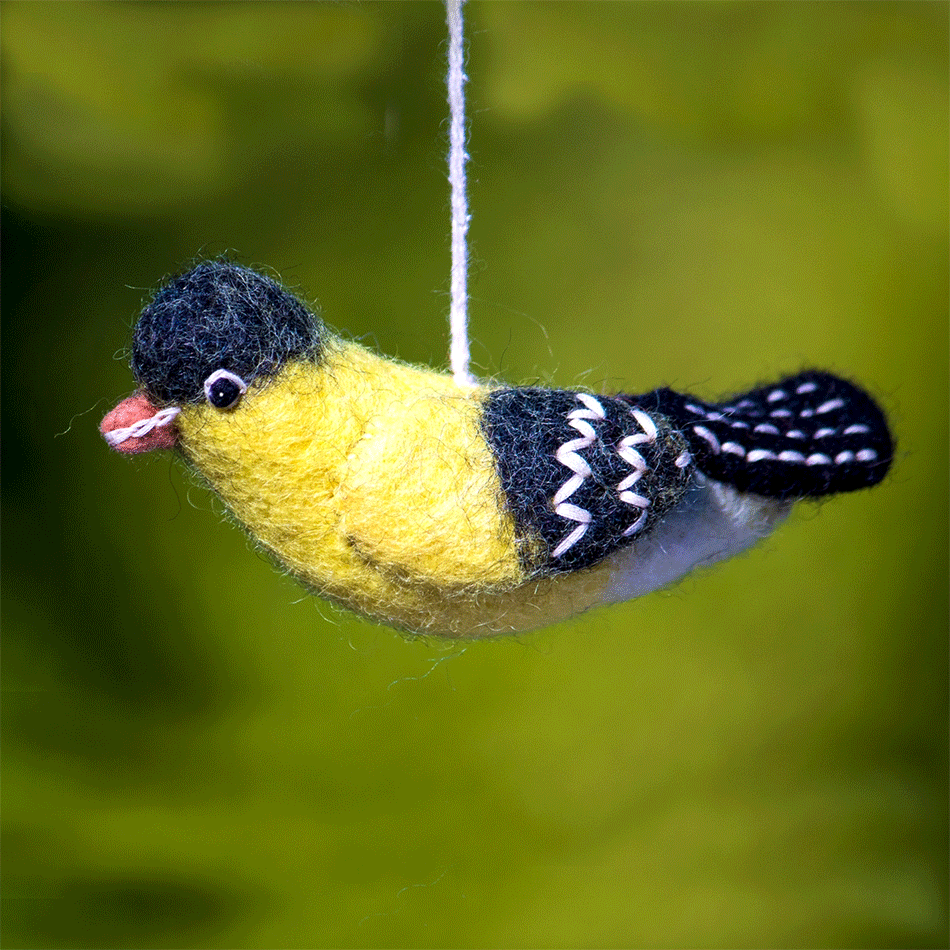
[104,261,894,638]
[175,341,660,637]
[132,260,326,405]
[176,343,532,635]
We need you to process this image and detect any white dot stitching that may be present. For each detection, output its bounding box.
[692,425,721,453]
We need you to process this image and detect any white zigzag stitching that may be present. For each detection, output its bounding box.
[617,409,657,537]
[551,393,605,559]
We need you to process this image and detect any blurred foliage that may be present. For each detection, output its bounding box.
[2,2,947,948]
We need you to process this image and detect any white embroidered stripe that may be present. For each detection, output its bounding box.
[551,522,589,559]
[691,423,879,467]
[692,425,720,453]
[552,421,596,506]
[551,397,661,558]
[616,408,658,538]
[689,395,861,440]
[551,395,605,558]
[103,406,181,447]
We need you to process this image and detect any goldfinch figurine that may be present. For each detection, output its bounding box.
[101,261,893,637]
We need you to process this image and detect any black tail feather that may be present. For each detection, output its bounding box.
[622,371,893,498]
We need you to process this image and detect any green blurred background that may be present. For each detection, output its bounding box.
[3,3,947,948]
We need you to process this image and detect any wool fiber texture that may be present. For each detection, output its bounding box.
[639,372,894,498]
[132,261,326,405]
[103,260,895,637]
[482,388,690,574]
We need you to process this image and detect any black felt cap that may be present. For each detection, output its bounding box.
[131,260,326,405]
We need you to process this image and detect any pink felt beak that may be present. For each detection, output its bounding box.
[100,392,179,454]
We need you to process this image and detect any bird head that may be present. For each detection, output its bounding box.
[100,261,327,453]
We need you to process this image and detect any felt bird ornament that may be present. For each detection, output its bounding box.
[101,261,893,637]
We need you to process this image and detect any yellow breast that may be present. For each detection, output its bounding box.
[174,341,610,636]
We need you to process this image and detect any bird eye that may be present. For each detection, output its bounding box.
[203,369,247,409]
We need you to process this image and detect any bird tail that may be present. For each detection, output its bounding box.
[620,371,893,499]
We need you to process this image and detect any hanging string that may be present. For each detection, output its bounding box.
[445,0,475,387]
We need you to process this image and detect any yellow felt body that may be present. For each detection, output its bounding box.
[176,340,610,636]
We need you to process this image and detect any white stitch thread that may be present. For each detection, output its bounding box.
[103,406,180,448]
[797,381,819,394]
[675,450,691,468]
[575,392,607,416]
[721,441,746,456]
[685,403,705,415]
[770,408,793,418]
[814,427,836,438]
[786,430,806,439]
[817,398,845,414]
[754,423,780,435]
[616,408,657,537]
[551,395,606,558]
[767,389,786,402]
[844,424,870,435]
[692,425,721,453]
[738,447,879,467]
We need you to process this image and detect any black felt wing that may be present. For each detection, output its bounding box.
[481,388,691,574]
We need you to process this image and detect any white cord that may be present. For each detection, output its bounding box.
[446,0,475,387]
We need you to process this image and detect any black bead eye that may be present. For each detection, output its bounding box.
[203,369,247,409]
